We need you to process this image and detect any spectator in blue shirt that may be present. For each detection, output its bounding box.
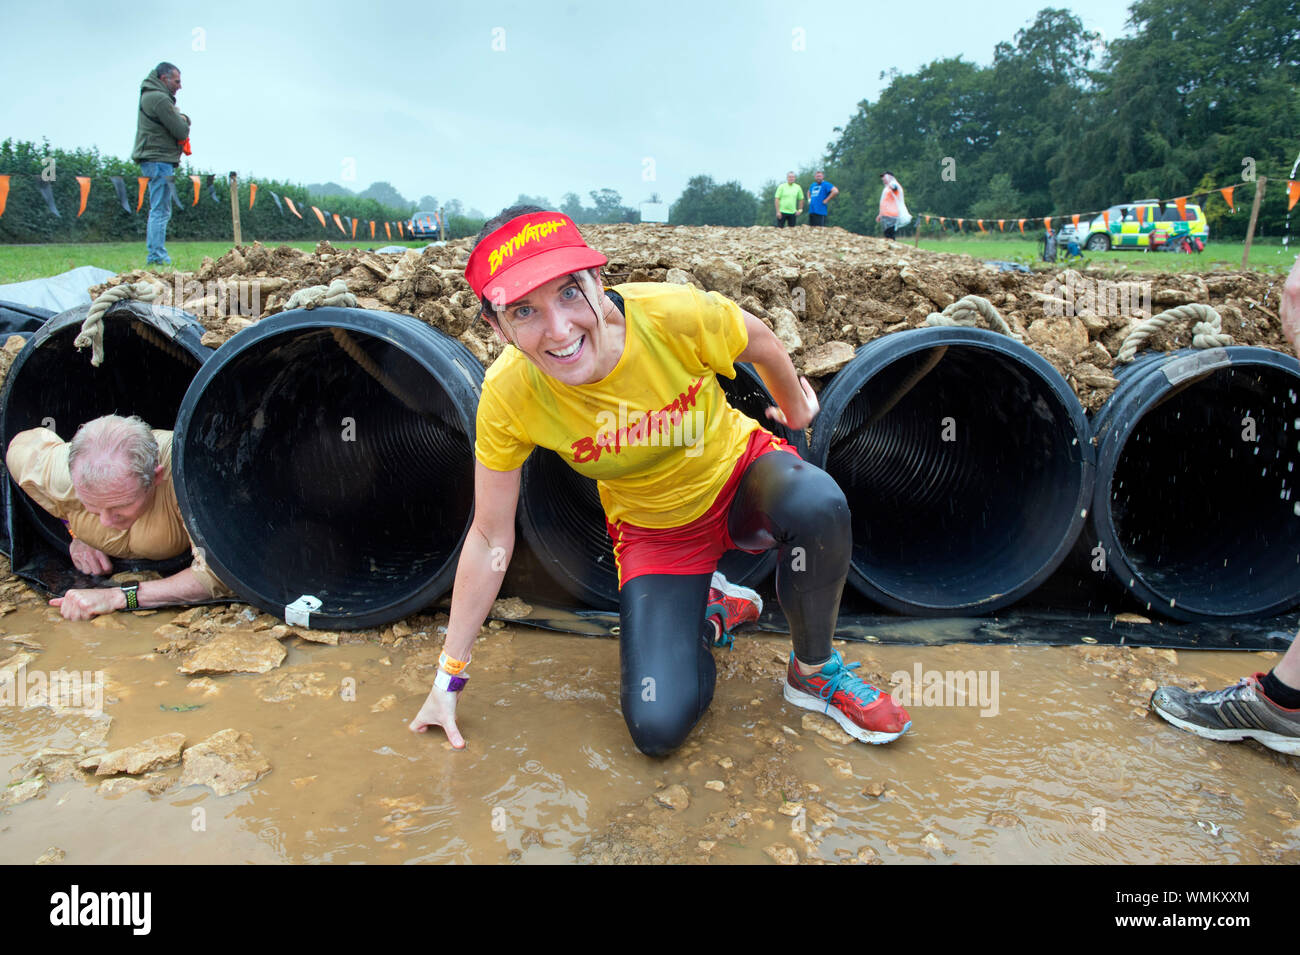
[806,171,839,227]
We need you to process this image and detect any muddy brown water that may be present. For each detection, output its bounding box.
[2,603,1298,865]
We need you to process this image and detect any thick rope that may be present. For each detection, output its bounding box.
[1114,303,1233,363]
[284,278,357,311]
[76,282,160,367]
[924,295,1021,341]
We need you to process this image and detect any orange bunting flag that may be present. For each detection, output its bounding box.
[1219,186,1235,212]
[351,218,358,239]
[75,176,91,217]
[190,175,201,206]
[977,219,986,233]
[997,219,1005,231]
[285,196,303,219]
[332,213,346,235]
[938,217,946,228]
[249,183,258,209]
[924,214,931,225]
[1288,181,1300,212]
[1017,219,1025,234]
[369,221,375,239]
[956,218,964,230]
[1175,196,1187,219]
[385,222,392,240]
[399,221,405,237]
[1071,214,1080,229]
[311,205,327,229]
[0,175,8,218]
[1103,210,1110,228]
[1044,217,1052,231]
[137,177,148,211]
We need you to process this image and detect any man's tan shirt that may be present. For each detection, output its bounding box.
[6,428,226,597]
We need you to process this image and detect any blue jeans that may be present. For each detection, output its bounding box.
[140,161,174,263]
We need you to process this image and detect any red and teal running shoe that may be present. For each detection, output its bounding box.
[785,650,911,744]
[706,571,762,649]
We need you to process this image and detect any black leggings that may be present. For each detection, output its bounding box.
[618,451,851,756]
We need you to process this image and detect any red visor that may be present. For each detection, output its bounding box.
[464,212,607,307]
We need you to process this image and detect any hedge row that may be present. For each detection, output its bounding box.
[0,139,419,245]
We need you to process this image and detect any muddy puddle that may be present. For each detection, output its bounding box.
[2,601,1298,865]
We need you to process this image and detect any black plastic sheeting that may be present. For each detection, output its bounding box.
[0,300,53,337]
[516,363,809,611]
[501,602,1297,651]
[173,307,483,630]
[1089,346,1300,621]
[809,327,1094,615]
[0,301,212,595]
[486,541,1296,650]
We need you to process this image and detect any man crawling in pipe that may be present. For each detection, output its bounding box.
[6,414,229,619]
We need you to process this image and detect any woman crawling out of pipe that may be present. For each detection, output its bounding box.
[408,207,911,755]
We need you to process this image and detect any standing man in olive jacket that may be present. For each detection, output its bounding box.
[131,62,190,266]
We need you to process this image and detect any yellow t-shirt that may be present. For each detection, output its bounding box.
[475,283,762,528]
[5,428,228,597]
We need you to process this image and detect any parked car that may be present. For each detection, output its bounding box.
[408,211,441,240]
[1060,201,1208,252]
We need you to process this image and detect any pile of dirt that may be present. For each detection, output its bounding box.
[88,225,1294,411]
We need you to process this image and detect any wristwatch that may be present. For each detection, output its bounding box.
[121,583,140,610]
[434,669,469,693]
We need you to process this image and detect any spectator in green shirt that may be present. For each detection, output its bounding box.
[774,172,803,228]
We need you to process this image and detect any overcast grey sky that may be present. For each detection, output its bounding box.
[4,0,1138,215]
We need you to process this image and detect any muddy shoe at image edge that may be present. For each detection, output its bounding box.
[1150,674,1300,756]
[784,649,912,744]
[705,571,762,649]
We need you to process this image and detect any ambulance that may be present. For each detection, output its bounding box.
[1070,200,1209,252]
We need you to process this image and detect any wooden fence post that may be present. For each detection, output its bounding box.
[1242,176,1267,269]
[229,172,243,248]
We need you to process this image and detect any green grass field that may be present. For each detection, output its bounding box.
[0,240,431,284]
[911,235,1297,274]
[0,235,1295,285]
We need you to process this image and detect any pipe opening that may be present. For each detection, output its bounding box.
[175,318,476,627]
[2,306,205,555]
[824,342,1088,611]
[1107,365,1300,616]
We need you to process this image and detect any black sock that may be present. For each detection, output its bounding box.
[1260,670,1300,709]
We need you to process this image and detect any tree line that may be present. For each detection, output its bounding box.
[672,0,1300,239]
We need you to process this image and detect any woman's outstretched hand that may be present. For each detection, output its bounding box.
[409,684,465,749]
[766,376,820,430]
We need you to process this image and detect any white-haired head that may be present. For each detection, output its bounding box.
[68,415,160,492]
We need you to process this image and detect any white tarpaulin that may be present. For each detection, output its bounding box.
[0,266,117,312]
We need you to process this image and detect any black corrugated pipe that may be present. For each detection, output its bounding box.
[1,300,211,571]
[1089,346,1300,621]
[808,327,1094,615]
[517,364,810,610]
[173,307,483,630]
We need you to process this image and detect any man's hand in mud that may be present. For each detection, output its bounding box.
[409,684,465,749]
[50,587,126,621]
[69,539,113,576]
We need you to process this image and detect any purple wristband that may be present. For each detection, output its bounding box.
[434,669,469,693]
